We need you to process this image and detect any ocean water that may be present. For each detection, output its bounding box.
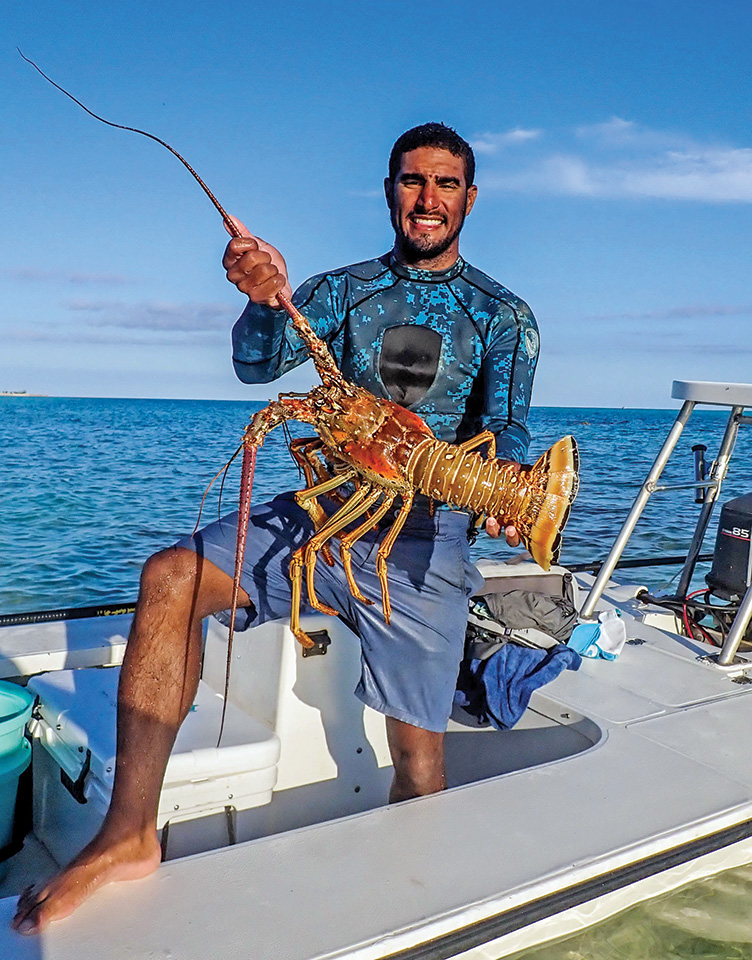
[2,397,751,613]
[2,396,752,957]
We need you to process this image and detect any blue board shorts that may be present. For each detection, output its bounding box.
[176,492,484,732]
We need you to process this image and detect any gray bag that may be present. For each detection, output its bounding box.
[466,574,578,658]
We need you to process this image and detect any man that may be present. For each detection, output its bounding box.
[13,122,538,935]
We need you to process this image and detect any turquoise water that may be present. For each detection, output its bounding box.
[2,396,752,958]
[508,865,752,959]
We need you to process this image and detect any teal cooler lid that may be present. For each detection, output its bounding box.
[0,681,34,756]
[0,737,32,784]
[0,680,34,725]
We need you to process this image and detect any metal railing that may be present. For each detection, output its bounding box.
[580,381,752,666]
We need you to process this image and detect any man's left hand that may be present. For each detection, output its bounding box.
[485,516,521,546]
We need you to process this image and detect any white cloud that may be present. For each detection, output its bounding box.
[478,118,752,202]
[471,128,541,155]
[574,117,689,151]
[589,304,752,321]
[4,297,239,348]
[2,267,134,286]
[62,299,237,332]
[576,117,637,143]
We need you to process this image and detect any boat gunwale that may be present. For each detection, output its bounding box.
[372,812,752,960]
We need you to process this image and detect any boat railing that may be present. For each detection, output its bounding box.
[580,381,752,666]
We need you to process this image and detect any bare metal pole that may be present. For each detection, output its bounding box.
[675,406,745,598]
[717,584,752,666]
[580,401,695,619]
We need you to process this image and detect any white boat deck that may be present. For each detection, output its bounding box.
[3,581,752,959]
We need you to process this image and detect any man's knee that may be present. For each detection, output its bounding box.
[140,547,197,599]
[140,546,252,621]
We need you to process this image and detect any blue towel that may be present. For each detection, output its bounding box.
[454,643,581,730]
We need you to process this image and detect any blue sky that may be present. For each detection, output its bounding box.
[2,0,750,407]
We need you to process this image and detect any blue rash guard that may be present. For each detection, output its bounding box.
[181,253,540,731]
[232,252,539,463]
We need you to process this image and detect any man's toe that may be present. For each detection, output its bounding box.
[12,890,44,933]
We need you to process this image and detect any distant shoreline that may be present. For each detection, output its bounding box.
[0,394,686,411]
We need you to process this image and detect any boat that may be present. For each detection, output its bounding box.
[0,378,751,959]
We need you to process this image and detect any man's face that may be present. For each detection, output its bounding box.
[385,146,477,267]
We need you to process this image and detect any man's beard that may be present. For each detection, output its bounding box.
[391,209,466,264]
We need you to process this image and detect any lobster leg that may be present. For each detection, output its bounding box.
[289,438,337,566]
[289,553,313,649]
[289,483,378,647]
[290,437,352,504]
[293,466,358,573]
[374,490,415,624]
[304,484,384,610]
[300,440,354,506]
[294,466,358,506]
[457,430,496,458]
[339,491,397,605]
[300,483,377,613]
[289,437,326,489]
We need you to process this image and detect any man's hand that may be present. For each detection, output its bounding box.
[222,215,293,308]
[485,516,521,547]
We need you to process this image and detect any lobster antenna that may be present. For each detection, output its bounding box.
[17,48,241,238]
[19,49,349,386]
[192,446,242,537]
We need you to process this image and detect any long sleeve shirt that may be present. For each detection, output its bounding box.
[232,253,539,462]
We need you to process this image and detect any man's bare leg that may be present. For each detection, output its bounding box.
[12,545,244,935]
[386,717,446,802]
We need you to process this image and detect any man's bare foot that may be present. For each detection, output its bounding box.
[11,829,161,936]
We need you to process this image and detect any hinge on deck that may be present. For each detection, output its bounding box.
[60,748,91,804]
[302,630,332,657]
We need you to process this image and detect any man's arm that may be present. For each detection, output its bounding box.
[482,301,539,544]
[482,301,538,462]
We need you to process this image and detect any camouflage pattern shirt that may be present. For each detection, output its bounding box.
[232,253,539,462]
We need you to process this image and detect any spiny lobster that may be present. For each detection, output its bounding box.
[22,52,580,742]
[235,308,580,650]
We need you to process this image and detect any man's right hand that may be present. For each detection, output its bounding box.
[222,215,293,308]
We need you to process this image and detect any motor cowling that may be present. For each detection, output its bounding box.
[706,494,752,602]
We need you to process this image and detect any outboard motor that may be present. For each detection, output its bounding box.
[705,494,752,643]
[706,494,752,601]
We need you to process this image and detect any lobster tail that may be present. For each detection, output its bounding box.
[522,436,580,570]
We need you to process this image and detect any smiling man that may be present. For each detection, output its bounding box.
[13,123,539,935]
[387,140,477,267]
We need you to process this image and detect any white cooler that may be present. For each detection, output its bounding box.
[28,666,280,865]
